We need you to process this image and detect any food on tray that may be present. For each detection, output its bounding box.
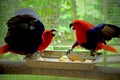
[84,60,94,63]
[59,55,71,62]
[73,60,82,63]
[58,55,85,62]
[69,55,84,62]
[35,54,94,63]
[37,56,46,61]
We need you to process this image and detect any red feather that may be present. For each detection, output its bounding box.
[38,30,54,51]
[73,20,94,44]
[0,45,9,54]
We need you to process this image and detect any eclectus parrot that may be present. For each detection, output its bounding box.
[0,8,56,58]
[66,20,120,56]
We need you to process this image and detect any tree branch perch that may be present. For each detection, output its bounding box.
[0,60,120,80]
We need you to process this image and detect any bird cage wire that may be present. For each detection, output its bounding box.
[81,0,120,26]
[107,0,120,26]
[0,1,120,80]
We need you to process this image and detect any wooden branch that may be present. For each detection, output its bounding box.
[0,60,120,80]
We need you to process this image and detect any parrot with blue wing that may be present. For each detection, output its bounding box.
[66,20,120,56]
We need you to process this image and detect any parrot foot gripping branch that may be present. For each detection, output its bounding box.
[25,50,102,70]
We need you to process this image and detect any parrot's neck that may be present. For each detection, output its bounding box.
[75,23,93,45]
[38,35,53,51]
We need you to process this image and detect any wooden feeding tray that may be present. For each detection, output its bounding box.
[26,50,102,70]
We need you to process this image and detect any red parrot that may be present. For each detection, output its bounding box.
[0,8,56,58]
[67,20,120,56]
[38,29,56,51]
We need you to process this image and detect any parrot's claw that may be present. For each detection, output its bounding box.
[90,50,102,57]
[90,50,95,57]
[90,53,95,57]
[23,52,41,60]
[23,54,32,59]
[96,52,102,56]
[66,48,73,55]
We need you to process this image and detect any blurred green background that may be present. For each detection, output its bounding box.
[0,0,120,80]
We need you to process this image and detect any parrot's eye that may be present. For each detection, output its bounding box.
[46,32,50,35]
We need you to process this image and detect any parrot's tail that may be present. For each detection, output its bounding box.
[102,45,118,53]
[96,43,118,53]
[0,45,9,54]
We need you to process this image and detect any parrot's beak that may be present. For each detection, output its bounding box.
[51,29,57,36]
[69,23,74,30]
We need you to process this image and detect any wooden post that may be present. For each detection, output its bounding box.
[103,0,108,67]
[71,0,77,19]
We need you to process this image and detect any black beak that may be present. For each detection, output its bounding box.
[69,23,74,30]
[51,29,57,36]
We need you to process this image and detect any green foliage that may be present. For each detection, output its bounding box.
[0,75,93,80]
[0,0,21,45]
[107,0,120,26]
[0,52,24,61]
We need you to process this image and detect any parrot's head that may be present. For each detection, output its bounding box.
[42,29,57,40]
[69,20,94,44]
[38,29,57,51]
[69,20,93,31]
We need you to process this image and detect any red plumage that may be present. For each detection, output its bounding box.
[67,20,119,56]
[38,29,56,51]
[72,20,94,44]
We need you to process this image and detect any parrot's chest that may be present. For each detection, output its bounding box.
[76,31,87,45]
[76,30,99,50]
